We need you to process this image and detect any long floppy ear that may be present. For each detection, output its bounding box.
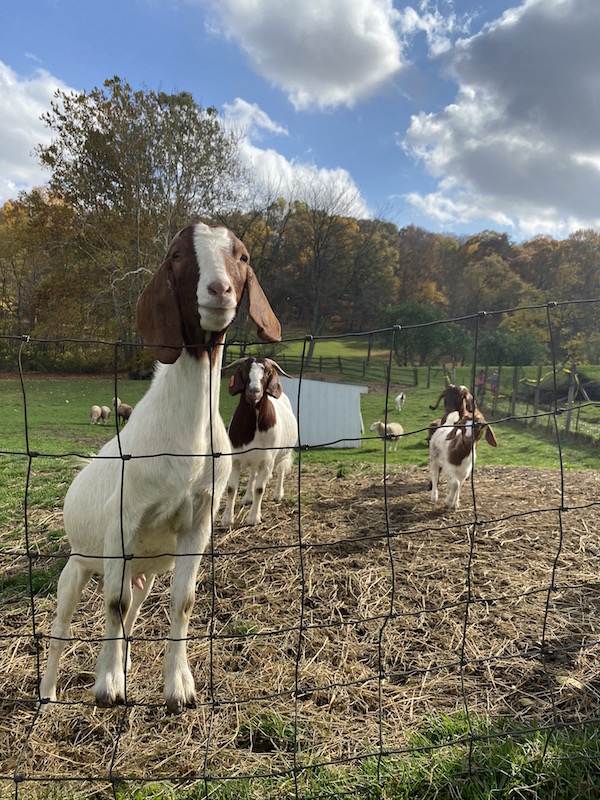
[228,369,247,396]
[245,266,281,343]
[265,369,283,399]
[485,425,498,447]
[136,261,183,364]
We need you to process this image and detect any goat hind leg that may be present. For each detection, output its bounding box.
[38,557,93,704]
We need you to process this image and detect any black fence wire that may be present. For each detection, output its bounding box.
[2,299,600,798]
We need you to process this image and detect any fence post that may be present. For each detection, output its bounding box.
[510,366,520,416]
[565,365,576,436]
[533,365,542,425]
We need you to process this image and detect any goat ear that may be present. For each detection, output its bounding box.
[245,266,281,343]
[136,261,183,364]
[266,371,283,399]
[228,371,246,396]
[446,426,460,441]
[485,425,498,447]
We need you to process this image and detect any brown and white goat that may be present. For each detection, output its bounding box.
[221,357,298,526]
[427,384,475,442]
[428,408,497,509]
[39,222,282,713]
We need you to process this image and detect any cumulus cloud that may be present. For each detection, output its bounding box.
[223,97,370,217]
[0,62,72,204]
[402,0,600,238]
[205,0,403,109]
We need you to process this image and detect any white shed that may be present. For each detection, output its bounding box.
[280,376,368,449]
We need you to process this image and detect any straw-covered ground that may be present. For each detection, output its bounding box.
[2,462,600,796]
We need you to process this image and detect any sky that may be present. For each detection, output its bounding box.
[1,0,599,242]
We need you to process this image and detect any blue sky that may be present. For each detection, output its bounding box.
[1,0,598,241]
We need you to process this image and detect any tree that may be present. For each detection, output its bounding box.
[36,76,246,368]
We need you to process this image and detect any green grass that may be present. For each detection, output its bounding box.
[105,714,600,800]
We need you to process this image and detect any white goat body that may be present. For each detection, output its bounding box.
[221,357,298,526]
[39,222,282,713]
[428,409,497,509]
[395,392,406,411]
[369,420,403,451]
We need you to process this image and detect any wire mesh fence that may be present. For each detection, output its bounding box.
[2,300,600,799]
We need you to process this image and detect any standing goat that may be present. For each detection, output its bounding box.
[428,409,497,509]
[38,222,281,713]
[221,357,298,526]
[395,392,406,411]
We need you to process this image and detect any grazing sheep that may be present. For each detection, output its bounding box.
[90,405,102,425]
[428,409,497,509]
[116,402,133,425]
[38,222,282,713]
[100,406,111,425]
[395,392,406,411]
[369,420,404,451]
[221,357,298,526]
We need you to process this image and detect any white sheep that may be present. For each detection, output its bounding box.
[100,405,111,425]
[38,222,282,713]
[90,405,102,424]
[428,409,497,509]
[116,402,133,425]
[221,357,298,526]
[369,420,404,451]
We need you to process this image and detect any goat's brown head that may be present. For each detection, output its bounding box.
[446,409,497,448]
[225,357,292,405]
[136,223,281,363]
[430,384,474,415]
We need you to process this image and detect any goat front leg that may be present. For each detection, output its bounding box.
[429,460,439,503]
[38,556,93,704]
[273,453,293,502]
[221,458,241,527]
[444,477,461,510]
[94,553,133,707]
[164,499,211,714]
[246,460,273,525]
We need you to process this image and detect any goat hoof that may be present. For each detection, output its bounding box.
[95,691,125,708]
[166,695,196,715]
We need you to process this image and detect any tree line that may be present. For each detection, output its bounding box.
[1,76,600,374]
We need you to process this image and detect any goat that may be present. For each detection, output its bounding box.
[38,222,282,713]
[427,384,474,441]
[221,357,298,526]
[100,405,111,425]
[395,392,406,411]
[369,420,403,451]
[428,409,497,509]
[90,405,102,425]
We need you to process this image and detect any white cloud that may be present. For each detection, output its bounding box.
[205,0,403,110]
[0,62,73,204]
[223,97,370,217]
[402,0,600,238]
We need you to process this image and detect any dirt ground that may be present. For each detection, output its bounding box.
[2,462,600,796]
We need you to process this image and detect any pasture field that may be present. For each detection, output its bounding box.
[1,370,600,799]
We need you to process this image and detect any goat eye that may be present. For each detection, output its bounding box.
[172,251,182,261]
[240,253,248,263]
